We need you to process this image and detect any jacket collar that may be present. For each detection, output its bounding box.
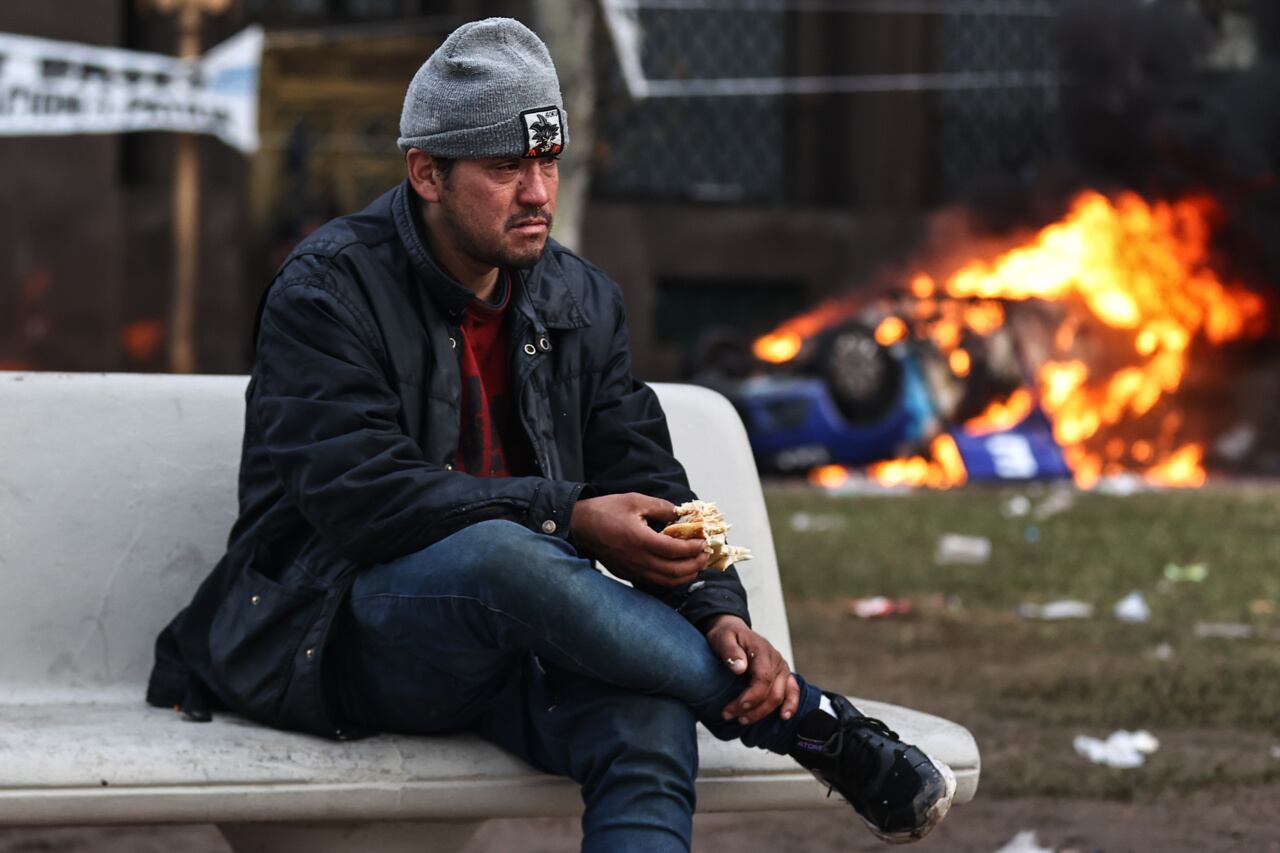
[392,180,473,322]
[392,180,588,331]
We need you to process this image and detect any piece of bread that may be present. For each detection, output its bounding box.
[660,520,713,540]
[708,545,752,572]
[661,500,752,572]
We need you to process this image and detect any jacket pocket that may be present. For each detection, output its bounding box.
[207,565,325,722]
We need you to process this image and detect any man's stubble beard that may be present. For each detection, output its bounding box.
[439,198,553,271]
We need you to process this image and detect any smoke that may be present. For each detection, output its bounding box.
[1063,1,1280,285]
[1054,0,1210,190]
[960,1,1280,298]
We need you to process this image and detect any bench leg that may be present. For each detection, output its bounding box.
[218,819,482,853]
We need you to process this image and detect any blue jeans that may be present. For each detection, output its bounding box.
[334,519,822,853]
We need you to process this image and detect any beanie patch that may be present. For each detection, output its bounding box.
[520,106,563,158]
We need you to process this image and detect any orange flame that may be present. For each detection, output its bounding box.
[809,464,851,489]
[874,316,908,346]
[910,273,936,298]
[753,332,803,364]
[753,190,1267,489]
[1145,444,1207,488]
[866,434,968,489]
[752,295,864,364]
[938,191,1264,487]
[964,388,1035,436]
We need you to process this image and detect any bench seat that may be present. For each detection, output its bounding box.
[0,700,976,826]
[0,372,977,850]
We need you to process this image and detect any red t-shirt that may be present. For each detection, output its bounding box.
[454,274,532,477]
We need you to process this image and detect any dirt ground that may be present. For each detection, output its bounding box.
[3,786,1279,853]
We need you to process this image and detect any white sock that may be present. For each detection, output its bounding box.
[818,694,836,717]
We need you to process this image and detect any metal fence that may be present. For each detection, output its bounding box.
[934,4,1062,197]
[595,3,786,202]
[593,0,1064,205]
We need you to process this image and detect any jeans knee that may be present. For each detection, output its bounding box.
[358,520,567,605]
[440,518,535,557]
[399,520,567,582]
[459,520,571,569]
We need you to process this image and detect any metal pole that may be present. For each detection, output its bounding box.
[168,2,201,374]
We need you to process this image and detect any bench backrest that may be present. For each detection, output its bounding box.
[0,372,791,703]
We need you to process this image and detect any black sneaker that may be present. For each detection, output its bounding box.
[790,693,956,844]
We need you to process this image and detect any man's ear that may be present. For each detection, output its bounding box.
[406,148,444,203]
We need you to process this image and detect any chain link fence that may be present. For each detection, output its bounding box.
[934,3,1062,196]
[593,0,1064,205]
[594,5,786,203]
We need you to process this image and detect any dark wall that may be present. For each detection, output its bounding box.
[582,202,926,381]
[0,5,126,371]
[787,11,936,208]
[0,2,252,373]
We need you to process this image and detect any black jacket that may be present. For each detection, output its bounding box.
[147,181,752,738]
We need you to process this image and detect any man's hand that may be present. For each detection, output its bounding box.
[704,614,801,725]
[570,493,709,587]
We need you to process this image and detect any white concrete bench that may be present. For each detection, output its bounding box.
[0,371,978,852]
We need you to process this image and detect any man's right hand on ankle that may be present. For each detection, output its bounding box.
[703,614,801,725]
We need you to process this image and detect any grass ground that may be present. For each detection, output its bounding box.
[767,482,1280,802]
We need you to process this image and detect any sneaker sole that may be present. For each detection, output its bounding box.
[867,756,957,845]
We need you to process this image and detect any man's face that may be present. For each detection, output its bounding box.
[431,155,559,271]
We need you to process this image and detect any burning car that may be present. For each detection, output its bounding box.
[690,190,1268,488]
[691,301,1071,485]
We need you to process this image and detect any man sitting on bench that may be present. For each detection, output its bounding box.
[147,17,955,852]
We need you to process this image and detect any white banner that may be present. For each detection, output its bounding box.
[0,26,263,153]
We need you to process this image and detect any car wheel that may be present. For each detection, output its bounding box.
[819,324,903,423]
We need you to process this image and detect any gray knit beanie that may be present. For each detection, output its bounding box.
[398,17,569,159]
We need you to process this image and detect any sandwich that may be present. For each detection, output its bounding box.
[662,500,753,572]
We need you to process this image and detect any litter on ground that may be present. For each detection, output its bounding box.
[1016,600,1094,620]
[1213,422,1256,462]
[934,533,992,565]
[1162,562,1209,583]
[1194,621,1254,640]
[847,596,913,619]
[1033,488,1076,520]
[1001,495,1031,518]
[1114,591,1152,623]
[788,511,847,532]
[1094,473,1146,495]
[993,829,1055,853]
[1073,729,1160,768]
